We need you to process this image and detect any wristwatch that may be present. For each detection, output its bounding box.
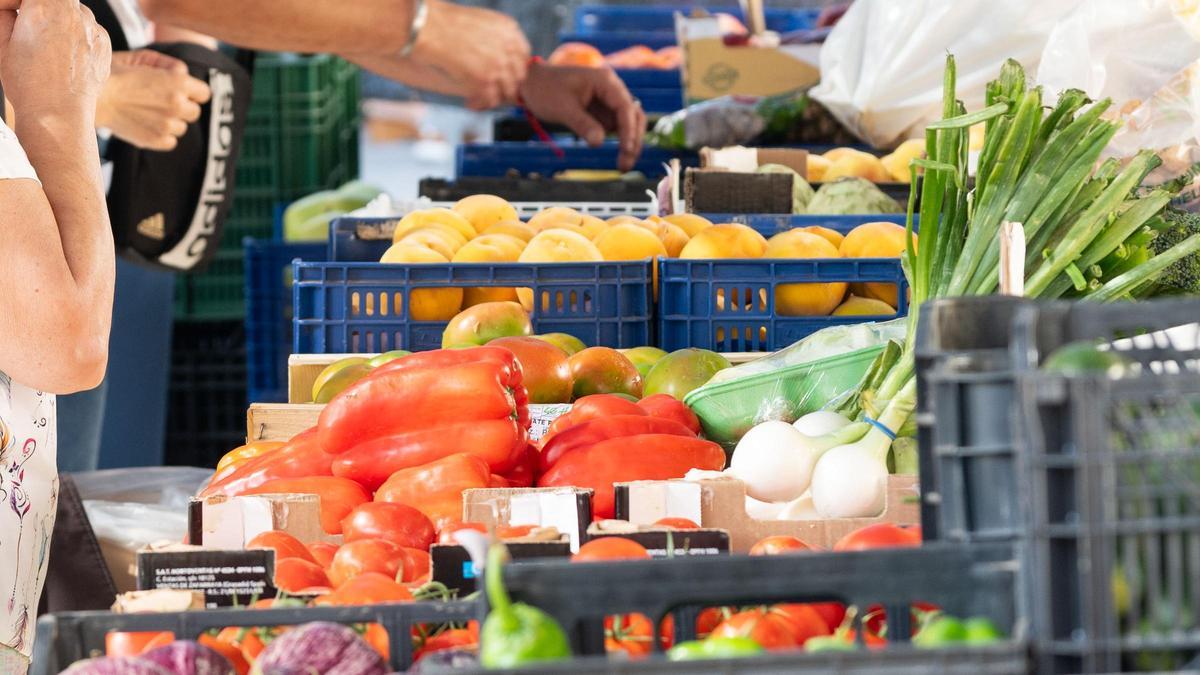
[400,0,429,57]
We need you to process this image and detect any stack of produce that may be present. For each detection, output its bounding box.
[311,301,735,405]
[548,41,681,70]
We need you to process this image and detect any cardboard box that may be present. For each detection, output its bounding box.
[463,487,593,552]
[613,474,919,553]
[678,16,820,101]
[685,169,793,214]
[246,403,321,442]
[112,589,206,613]
[700,147,809,175]
[189,493,333,547]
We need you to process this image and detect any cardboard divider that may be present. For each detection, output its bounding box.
[188,493,335,546]
[677,15,819,101]
[246,402,322,442]
[614,474,919,553]
[462,487,593,552]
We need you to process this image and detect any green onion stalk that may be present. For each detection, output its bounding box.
[855,55,1200,430]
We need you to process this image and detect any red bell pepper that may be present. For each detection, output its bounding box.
[243,476,370,535]
[539,394,646,448]
[637,394,702,435]
[200,429,331,498]
[331,417,526,490]
[538,415,696,474]
[538,434,726,518]
[367,346,522,388]
[501,443,538,488]
[375,453,493,529]
[318,361,520,456]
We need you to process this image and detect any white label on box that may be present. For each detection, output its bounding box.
[528,404,572,442]
[625,482,703,526]
[510,490,584,552]
[201,496,277,549]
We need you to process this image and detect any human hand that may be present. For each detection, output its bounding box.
[97,49,211,150]
[409,0,530,110]
[0,0,111,123]
[518,62,645,171]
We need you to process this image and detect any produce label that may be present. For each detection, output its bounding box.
[137,549,275,607]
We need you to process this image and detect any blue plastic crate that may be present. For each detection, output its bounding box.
[699,213,920,237]
[244,238,326,402]
[293,260,654,353]
[456,142,699,178]
[573,4,818,33]
[614,69,684,113]
[329,217,394,262]
[658,257,909,352]
[557,31,679,53]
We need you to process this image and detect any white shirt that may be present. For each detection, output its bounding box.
[0,120,59,666]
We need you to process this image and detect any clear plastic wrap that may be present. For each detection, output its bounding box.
[684,320,907,446]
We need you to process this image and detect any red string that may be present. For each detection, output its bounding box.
[517,56,565,159]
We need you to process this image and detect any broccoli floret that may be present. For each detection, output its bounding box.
[1146,208,1200,296]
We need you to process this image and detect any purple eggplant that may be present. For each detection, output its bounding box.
[252,622,387,675]
[63,656,173,675]
[140,640,235,675]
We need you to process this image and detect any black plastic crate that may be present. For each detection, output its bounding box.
[1009,302,1200,673]
[165,320,248,468]
[32,599,481,674]
[419,176,657,203]
[494,543,1023,664]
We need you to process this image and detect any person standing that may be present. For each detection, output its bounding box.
[0,0,113,669]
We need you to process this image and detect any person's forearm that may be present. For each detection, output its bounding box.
[140,0,418,54]
[16,114,115,360]
[341,53,470,99]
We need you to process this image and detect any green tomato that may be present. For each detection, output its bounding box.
[804,636,857,652]
[667,637,762,661]
[963,617,1004,644]
[913,616,967,648]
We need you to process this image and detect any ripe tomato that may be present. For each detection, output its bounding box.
[307,541,338,569]
[215,627,265,663]
[436,521,487,545]
[809,602,847,633]
[770,604,831,646]
[328,539,403,587]
[658,607,728,648]
[604,613,654,659]
[273,557,331,593]
[246,530,315,564]
[342,502,436,551]
[653,517,700,529]
[833,523,921,552]
[396,547,431,584]
[497,524,537,539]
[199,633,250,675]
[749,535,813,555]
[846,628,887,649]
[315,572,414,606]
[572,537,651,562]
[708,609,798,651]
[414,627,479,661]
[363,623,389,660]
[104,631,174,657]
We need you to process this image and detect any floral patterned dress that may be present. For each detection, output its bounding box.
[1,115,59,668]
[0,374,56,666]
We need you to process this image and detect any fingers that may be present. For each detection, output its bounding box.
[180,72,211,103]
[173,93,202,123]
[558,104,606,147]
[137,49,190,74]
[589,68,644,170]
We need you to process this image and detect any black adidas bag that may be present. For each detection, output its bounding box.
[104,42,253,272]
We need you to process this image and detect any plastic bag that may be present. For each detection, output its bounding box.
[811,0,1076,148]
[75,467,211,554]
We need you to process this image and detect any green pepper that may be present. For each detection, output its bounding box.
[479,544,571,668]
[963,617,1004,644]
[667,637,763,661]
[913,616,967,648]
[804,636,858,652]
